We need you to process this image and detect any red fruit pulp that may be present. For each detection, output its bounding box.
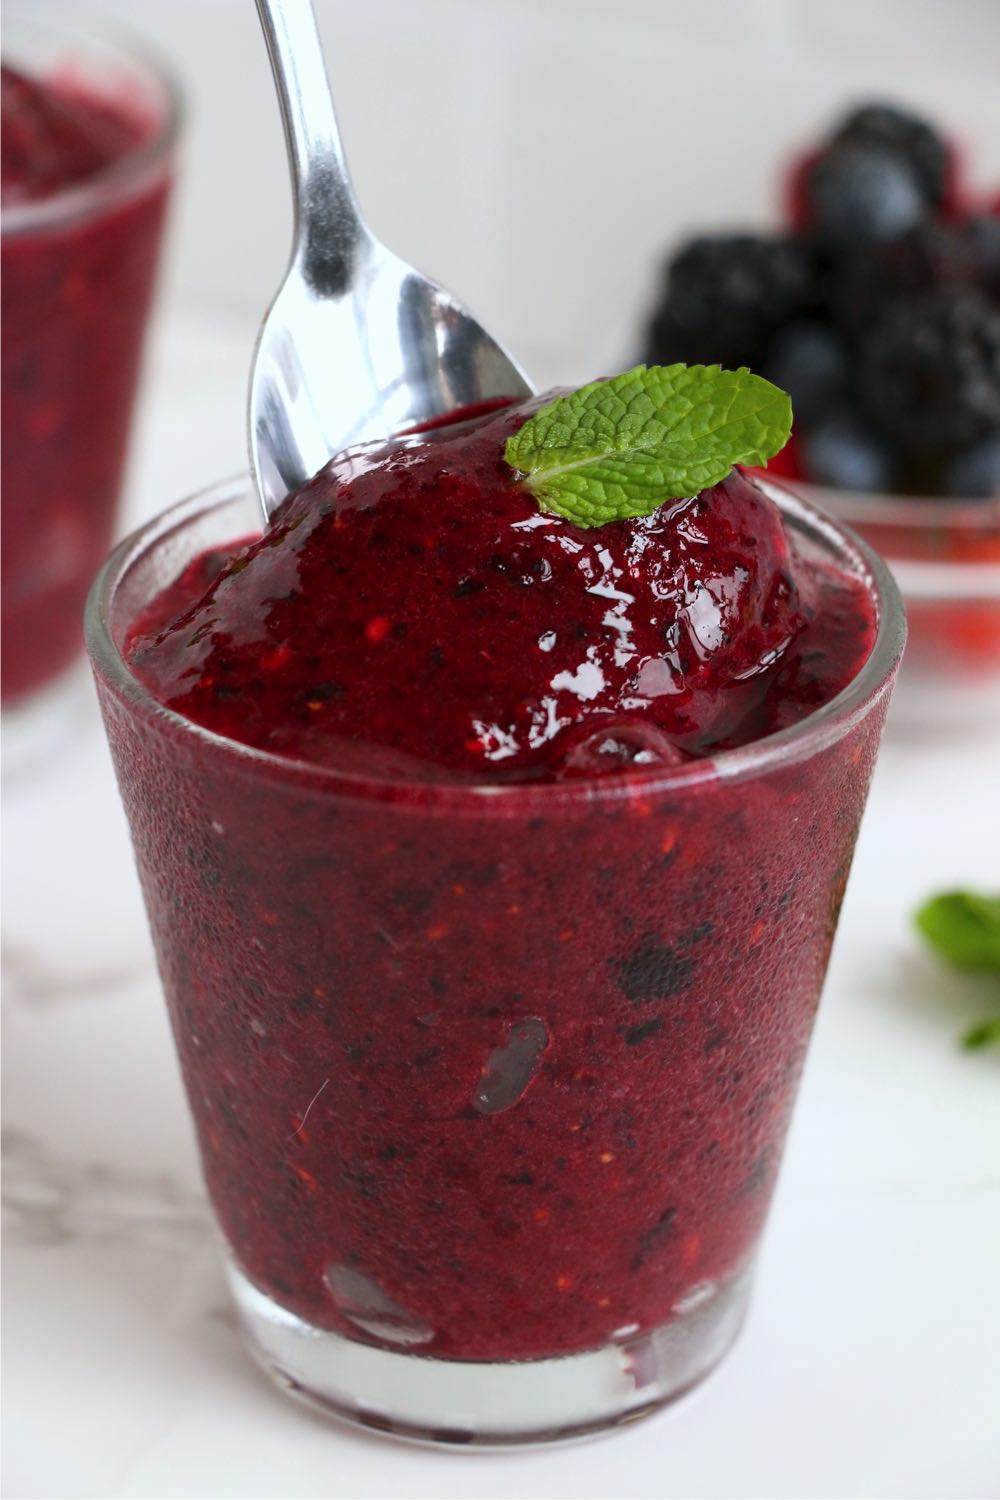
[1,64,171,703]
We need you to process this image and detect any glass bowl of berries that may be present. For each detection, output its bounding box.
[643,103,1000,730]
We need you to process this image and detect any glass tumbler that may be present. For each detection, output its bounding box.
[2,6,179,730]
[87,476,904,1446]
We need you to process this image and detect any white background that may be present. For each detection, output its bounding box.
[4,3,1000,1498]
[77,0,1000,389]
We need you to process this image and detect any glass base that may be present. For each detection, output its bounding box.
[226,1259,753,1448]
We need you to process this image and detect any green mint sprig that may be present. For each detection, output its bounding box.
[915,891,1000,1051]
[504,363,792,528]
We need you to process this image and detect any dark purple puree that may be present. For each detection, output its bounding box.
[123,395,878,1360]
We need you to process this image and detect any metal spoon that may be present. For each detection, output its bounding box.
[250,0,532,520]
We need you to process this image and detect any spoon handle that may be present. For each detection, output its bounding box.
[255,0,371,293]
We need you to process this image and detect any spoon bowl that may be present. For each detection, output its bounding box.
[251,0,532,520]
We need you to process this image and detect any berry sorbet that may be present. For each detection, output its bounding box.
[90,386,904,1442]
[1,33,175,709]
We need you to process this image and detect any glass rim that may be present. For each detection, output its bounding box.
[796,479,1000,601]
[86,473,906,814]
[796,477,1000,533]
[1,2,182,238]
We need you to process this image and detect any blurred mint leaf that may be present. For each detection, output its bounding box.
[915,890,1000,1053]
[504,363,792,528]
[963,1017,1000,1051]
[915,891,1000,972]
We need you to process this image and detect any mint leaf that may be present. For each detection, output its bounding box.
[504,364,792,527]
[915,891,1000,1054]
[915,891,1000,972]
[963,1017,1000,1051]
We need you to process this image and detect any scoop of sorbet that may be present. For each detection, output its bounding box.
[128,394,810,781]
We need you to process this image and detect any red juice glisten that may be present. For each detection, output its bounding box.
[89,393,904,1442]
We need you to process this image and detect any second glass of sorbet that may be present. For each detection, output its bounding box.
[88,435,904,1444]
[1,8,178,730]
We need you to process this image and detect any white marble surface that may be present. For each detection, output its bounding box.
[3,313,1000,1500]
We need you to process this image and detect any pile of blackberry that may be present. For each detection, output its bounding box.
[645,104,1000,498]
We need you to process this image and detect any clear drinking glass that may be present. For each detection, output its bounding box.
[87,475,904,1446]
[1,6,180,734]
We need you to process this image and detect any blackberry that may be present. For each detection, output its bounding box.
[801,410,897,493]
[860,291,1000,454]
[764,322,850,426]
[805,142,927,252]
[831,103,949,207]
[645,234,816,371]
[832,224,977,340]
